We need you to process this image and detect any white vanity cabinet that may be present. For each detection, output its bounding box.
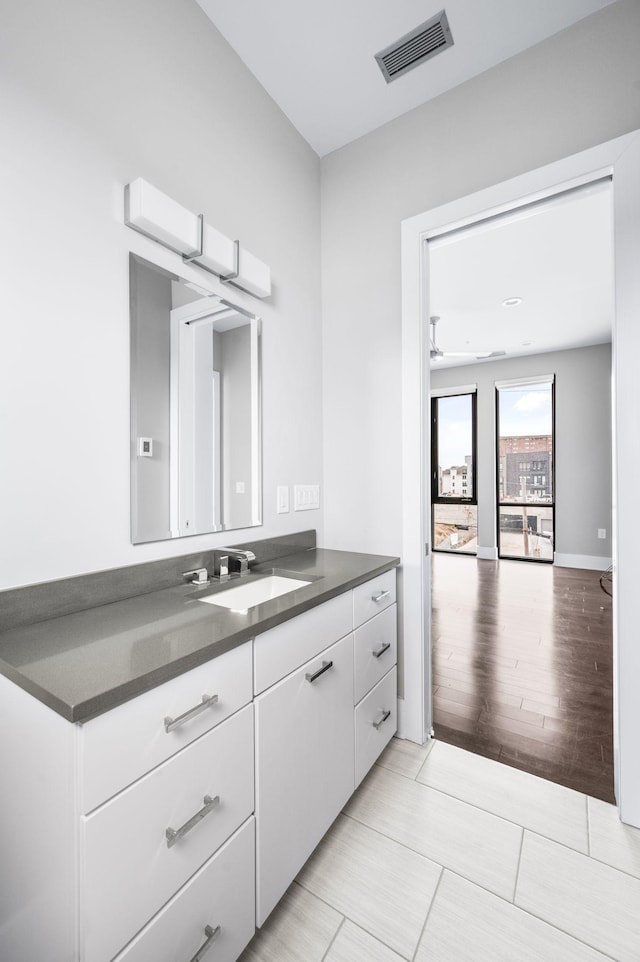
[0,640,256,962]
[112,818,255,962]
[81,705,254,962]
[254,632,355,924]
[0,564,398,962]
[78,639,253,813]
[78,640,255,962]
[352,570,398,786]
[252,571,398,927]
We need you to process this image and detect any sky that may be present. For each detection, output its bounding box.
[436,394,473,469]
[437,383,552,470]
[498,384,553,437]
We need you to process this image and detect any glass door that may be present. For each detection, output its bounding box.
[496,378,555,561]
[431,392,477,555]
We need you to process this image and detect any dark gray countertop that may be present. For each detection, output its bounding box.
[0,548,399,723]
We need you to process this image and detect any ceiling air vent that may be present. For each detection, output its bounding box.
[375,10,454,84]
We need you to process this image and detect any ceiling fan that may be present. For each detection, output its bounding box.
[429,316,506,361]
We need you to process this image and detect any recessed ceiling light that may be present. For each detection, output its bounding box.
[502,297,522,307]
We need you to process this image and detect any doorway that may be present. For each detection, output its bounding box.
[427,183,611,800]
[399,129,640,827]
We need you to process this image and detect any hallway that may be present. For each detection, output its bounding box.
[431,553,614,803]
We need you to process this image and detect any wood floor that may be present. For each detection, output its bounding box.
[431,552,614,803]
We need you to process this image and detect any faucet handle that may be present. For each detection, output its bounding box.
[214,555,230,583]
[183,568,209,586]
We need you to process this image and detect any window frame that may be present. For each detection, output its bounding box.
[431,390,478,555]
[495,377,556,564]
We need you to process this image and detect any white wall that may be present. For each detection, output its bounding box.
[431,345,613,566]
[0,0,322,589]
[321,0,640,556]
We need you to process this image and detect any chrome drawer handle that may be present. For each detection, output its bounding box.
[164,694,219,733]
[373,709,392,730]
[190,924,221,962]
[166,794,220,848]
[371,590,390,603]
[372,642,391,659]
[305,660,334,683]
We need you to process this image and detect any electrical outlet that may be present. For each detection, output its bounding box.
[597,528,606,539]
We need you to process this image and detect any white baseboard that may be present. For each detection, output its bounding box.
[554,553,612,571]
[477,546,498,561]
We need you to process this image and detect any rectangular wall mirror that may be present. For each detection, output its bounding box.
[130,254,262,544]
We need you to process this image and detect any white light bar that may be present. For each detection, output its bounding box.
[190,223,238,278]
[124,179,272,298]
[231,247,272,299]
[124,178,201,257]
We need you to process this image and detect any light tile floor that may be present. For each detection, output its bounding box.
[240,738,640,962]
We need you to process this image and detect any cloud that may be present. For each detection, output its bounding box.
[514,392,550,414]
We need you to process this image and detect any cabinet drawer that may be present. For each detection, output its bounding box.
[354,604,397,704]
[354,667,397,787]
[113,817,255,962]
[254,591,352,695]
[81,704,254,962]
[352,570,396,629]
[255,633,354,925]
[79,640,252,813]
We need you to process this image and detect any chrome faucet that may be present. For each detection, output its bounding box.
[215,548,256,577]
[213,554,230,583]
[183,567,210,586]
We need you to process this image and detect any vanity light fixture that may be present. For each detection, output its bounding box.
[124,178,271,298]
[234,247,272,299]
[186,224,239,281]
[124,179,202,257]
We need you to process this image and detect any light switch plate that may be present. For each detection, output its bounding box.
[294,484,320,511]
[277,486,290,514]
[137,437,153,457]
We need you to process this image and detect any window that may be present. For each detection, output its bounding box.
[432,391,477,555]
[496,378,555,562]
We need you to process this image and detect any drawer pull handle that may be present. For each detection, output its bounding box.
[164,693,219,733]
[372,642,391,659]
[166,794,220,848]
[190,923,221,961]
[372,590,390,603]
[305,659,334,683]
[373,709,392,730]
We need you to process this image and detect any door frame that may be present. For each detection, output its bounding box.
[400,129,640,826]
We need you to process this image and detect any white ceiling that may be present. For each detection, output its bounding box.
[196,0,615,157]
[195,0,615,364]
[428,181,614,368]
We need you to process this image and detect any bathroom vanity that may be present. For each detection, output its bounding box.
[0,535,398,962]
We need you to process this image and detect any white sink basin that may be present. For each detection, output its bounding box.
[198,575,311,612]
